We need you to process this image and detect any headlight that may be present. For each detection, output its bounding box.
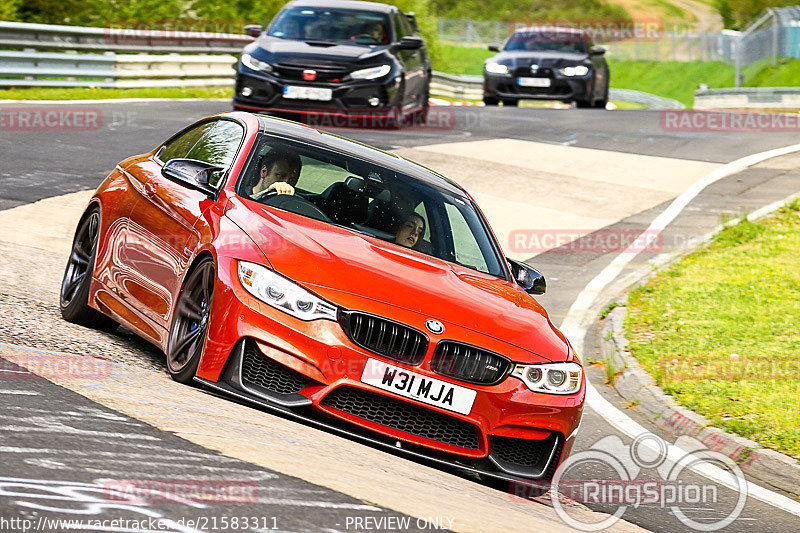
[350,64,391,80]
[511,362,583,394]
[237,261,337,321]
[485,62,509,74]
[241,53,273,73]
[560,65,590,77]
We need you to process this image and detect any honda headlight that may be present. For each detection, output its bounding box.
[237,261,337,321]
[485,62,509,74]
[241,53,273,73]
[560,65,590,77]
[350,64,391,80]
[511,362,583,394]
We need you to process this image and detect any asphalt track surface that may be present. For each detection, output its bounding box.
[1,101,800,532]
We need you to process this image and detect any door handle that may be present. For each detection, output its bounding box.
[144,182,157,197]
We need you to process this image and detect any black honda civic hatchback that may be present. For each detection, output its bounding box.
[233,0,431,126]
[483,26,609,108]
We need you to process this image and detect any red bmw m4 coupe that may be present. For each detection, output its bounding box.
[60,112,585,484]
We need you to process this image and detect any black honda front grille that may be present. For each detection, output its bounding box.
[490,433,562,478]
[321,386,481,450]
[339,311,428,366]
[241,343,310,395]
[430,341,511,386]
[274,63,349,83]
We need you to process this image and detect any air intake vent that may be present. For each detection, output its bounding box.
[241,343,310,395]
[489,433,563,478]
[430,341,511,386]
[321,386,480,450]
[339,311,428,366]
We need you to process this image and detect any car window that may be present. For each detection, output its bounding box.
[268,7,390,45]
[393,13,406,40]
[400,13,415,37]
[504,30,589,54]
[238,137,505,277]
[445,203,489,272]
[157,122,214,163]
[185,120,245,187]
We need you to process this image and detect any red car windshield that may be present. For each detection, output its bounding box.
[238,136,506,278]
[268,7,391,45]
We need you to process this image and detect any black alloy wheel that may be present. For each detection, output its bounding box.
[60,207,115,329]
[167,258,215,383]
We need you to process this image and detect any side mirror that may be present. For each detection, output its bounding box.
[488,44,500,52]
[590,45,606,56]
[244,24,262,38]
[161,159,223,196]
[507,258,546,295]
[397,36,423,50]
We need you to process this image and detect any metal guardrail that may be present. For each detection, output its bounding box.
[0,21,248,88]
[694,87,800,109]
[430,71,686,109]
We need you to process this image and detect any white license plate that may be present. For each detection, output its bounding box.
[517,77,551,87]
[361,358,476,416]
[283,85,333,101]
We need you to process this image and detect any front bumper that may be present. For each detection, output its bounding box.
[233,69,402,116]
[484,72,591,101]
[197,258,585,479]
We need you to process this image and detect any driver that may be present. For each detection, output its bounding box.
[365,22,387,44]
[253,148,302,196]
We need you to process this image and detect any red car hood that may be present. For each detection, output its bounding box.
[226,198,569,362]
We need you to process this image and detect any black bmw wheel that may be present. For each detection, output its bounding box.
[167,258,215,383]
[60,208,115,329]
[483,95,499,106]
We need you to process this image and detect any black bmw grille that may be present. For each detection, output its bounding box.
[321,386,481,450]
[339,311,428,366]
[241,343,310,395]
[430,341,511,386]
[490,433,562,478]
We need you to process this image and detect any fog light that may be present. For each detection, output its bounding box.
[241,87,253,97]
[368,97,380,107]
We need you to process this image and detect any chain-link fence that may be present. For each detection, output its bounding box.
[438,8,800,86]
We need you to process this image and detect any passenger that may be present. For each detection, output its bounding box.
[394,214,425,249]
[253,148,302,197]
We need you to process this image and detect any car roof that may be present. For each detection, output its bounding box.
[286,0,396,14]
[250,113,467,197]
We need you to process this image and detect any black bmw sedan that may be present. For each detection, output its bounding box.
[483,26,609,108]
[233,0,431,126]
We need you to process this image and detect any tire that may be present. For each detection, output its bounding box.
[60,207,115,330]
[502,99,518,107]
[575,99,592,108]
[483,95,499,106]
[166,257,215,384]
[593,84,609,108]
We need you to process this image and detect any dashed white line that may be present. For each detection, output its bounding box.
[560,142,800,518]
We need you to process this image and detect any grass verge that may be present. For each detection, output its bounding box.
[0,86,233,101]
[625,203,800,459]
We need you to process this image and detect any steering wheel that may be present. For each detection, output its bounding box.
[254,190,332,223]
